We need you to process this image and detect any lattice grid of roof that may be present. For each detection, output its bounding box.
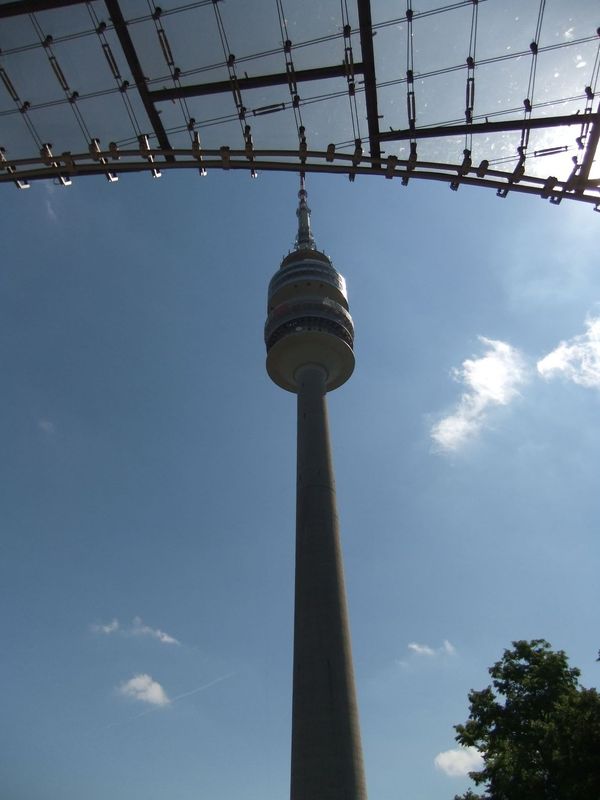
[0,0,598,209]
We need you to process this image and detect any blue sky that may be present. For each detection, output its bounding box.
[1,169,598,800]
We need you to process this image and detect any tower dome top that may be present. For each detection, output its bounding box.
[265,176,354,393]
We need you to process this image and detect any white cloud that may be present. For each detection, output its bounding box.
[131,616,180,645]
[441,639,456,655]
[431,337,526,451]
[119,674,170,707]
[43,182,58,222]
[91,619,120,635]
[45,199,57,222]
[90,617,179,645]
[408,642,436,656]
[407,640,457,657]
[434,746,483,777]
[37,419,56,435]
[537,316,600,388]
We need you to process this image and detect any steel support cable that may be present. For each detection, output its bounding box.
[407,92,589,132]
[464,0,478,134]
[485,145,573,168]
[590,35,600,95]
[211,0,247,136]
[2,36,590,121]
[151,87,590,149]
[405,0,418,171]
[126,0,214,24]
[521,0,546,152]
[115,110,241,147]
[0,36,591,129]
[452,0,479,186]
[0,33,368,116]
[0,63,44,150]
[1,0,469,58]
[86,2,142,141]
[29,12,94,145]
[275,0,304,136]
[0,0,547,93]
[274,0,308,178]
[494,0,546,197]
[341,0,362,149]
[2,24,101,55]
[104,0,174,161]
[376,34,598,91]
[146,0,196,142]
[153,94,590,151]
[147,28,349,84]
[373,0,489,32]
[571,32,600,194]
[343,5,357,144]
[333,92,590,150]
[0,1,218,57]
[1,2,338,60]
[577,35,600,152]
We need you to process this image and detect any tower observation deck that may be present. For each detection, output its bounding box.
[265,180,367,800]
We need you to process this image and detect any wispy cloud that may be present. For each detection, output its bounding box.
[119,674,170,707]
[537,316,600,388]
[406,640,457,658]
[91,619,120,635]
[43,182,58,222]
[90,617,179,645]
[130,616,180,645]
[45,199,57,222]
[431,337,526,451]
[408,642,435,656]
[37,419,56,435]
[434,746,483,777]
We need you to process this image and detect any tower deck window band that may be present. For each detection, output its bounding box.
[265,179,367,800]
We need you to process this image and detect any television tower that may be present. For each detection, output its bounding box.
[265,178,367,800]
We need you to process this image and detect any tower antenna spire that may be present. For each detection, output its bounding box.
[295,172,316,251]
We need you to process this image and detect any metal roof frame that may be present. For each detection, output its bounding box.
[0,0,598,209]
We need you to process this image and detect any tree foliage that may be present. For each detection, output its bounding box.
[453,639,600,800]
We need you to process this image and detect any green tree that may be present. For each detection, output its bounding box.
[453,639,600,800]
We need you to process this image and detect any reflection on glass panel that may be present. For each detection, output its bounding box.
[217,0,282,58]
[292,38,350,73]
[284,0,345,44]
[301,93,361,150]
[373,24,405,87]
[410,7,473,75]
[3,48,59,106]
[32,5,96,38]
[0,112,36,160]
[416,72,466,128]
[474,0,539,57]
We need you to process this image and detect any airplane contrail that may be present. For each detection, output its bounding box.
[96,671,236,733]
[169,672,236,704]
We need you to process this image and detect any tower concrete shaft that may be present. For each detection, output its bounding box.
[265,181,367,800]
[292,363,367,800]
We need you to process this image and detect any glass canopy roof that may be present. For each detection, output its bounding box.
[0,0,598,208]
